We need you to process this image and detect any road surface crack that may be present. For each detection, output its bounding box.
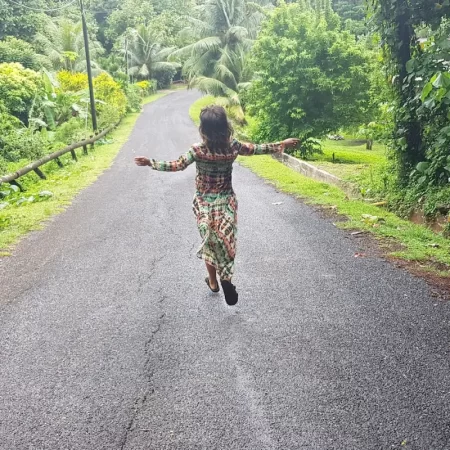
[120,293,167,449]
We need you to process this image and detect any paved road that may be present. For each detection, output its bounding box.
[1,90,450,450]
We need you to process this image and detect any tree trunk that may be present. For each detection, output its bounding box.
[366,139,373,150]
[395,4,424,185]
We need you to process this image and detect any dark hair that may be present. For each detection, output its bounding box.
[199,105,234,154]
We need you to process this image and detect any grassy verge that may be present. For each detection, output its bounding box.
[0,92,169,255]
[189,96,450,273]
[240,156,450,272]
[312,140,386,181]
[189,95,215,125]
[142,92,170,105]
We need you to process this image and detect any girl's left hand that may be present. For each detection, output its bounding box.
[282,138,300,149]
[134,156,150,166]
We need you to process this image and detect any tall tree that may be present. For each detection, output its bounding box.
[245,2,372,141]
[123,24,179,82]
[172,0,271,114]
[0,0,47,41]
[370,0,450,184]
[34,17,104,73]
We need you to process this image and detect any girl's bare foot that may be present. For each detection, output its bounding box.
[205,277,220,293]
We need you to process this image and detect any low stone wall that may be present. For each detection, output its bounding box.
[273,153,360,198]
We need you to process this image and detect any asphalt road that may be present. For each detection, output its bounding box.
[1,90,450,450]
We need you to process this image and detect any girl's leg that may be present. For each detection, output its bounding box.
[206,262,218,290]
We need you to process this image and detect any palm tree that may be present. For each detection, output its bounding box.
[34,18,104,73]
[122,25,180,81]
[172,0,272,118]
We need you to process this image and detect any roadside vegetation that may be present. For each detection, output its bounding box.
[0,92,169,253]
[2,0,450,276]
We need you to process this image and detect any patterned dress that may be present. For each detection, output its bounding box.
[149,139,285,280]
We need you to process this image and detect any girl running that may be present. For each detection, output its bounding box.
[135,105,299,305]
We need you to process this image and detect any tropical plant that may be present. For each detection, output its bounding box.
[105,0,155,43]
[369,0,450,185]
[34,17,104,73]
[0,0,47,41]
[93,72,127,118]
[0,62,42,124]
[172,0,272,116]
[0,37,47,71]
[122,25,179,82]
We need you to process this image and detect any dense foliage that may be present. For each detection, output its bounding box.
[370,0,450,187]
[244,3,372,143]
[1,0,449,223]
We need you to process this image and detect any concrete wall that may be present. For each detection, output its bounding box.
[273,153,360,198]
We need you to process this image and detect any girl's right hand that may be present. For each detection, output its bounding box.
[134,156,151,166]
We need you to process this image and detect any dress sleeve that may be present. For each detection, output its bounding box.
[235,140,285,156]
[149,148,196,172]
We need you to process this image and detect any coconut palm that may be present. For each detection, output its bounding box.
[122,25,180,81]
[172,0,272,119]
[34,17,104,73]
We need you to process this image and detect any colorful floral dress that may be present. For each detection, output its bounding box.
[149,139,285,280]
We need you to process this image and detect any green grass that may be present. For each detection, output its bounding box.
[312,140,387,182]
[239,156,450,270]
[189,95,215,126]
[0,92,170,254]
[142,92,170,105]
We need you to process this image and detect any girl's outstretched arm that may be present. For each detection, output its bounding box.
[235,138,299,156]
[134,148,196,171]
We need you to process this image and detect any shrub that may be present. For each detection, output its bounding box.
[0,37,42,71]
[97,103,122,129]
[93,72,127,119]
[136,79,157,95]
[153,66,176,89]
[125,84,142,112]
[54,118,86,145]
[136,80,150,92]
[0,63,42,123]
[57,71,88,92]
[1,128,47,162]
[0,102,23,172]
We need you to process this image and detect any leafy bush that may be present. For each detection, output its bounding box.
[136,79,157,95]
[0,102,23,173]
[0,156,6,175]
[0,62,42,123]
[93,72,127,118]
[291,138,323,159]
[97,103,122,129]
[125,84,142,112]
[1,128,47,162]
[154,66,176,89]
[54,118,86,145]
[57,71,88,92]
[0,37,42,71]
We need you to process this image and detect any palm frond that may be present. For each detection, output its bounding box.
[171,36,222,60]
[214,63,238,90]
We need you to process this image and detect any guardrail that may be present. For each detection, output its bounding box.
[0,121,120,190]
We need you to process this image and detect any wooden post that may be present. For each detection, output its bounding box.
[10,180,24,192]
[0,121,117,187]
[70,149,78,161]
[332,152,335,163]
[55,158,64,168]
[34,168,46,179]
[83,145,88,155]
